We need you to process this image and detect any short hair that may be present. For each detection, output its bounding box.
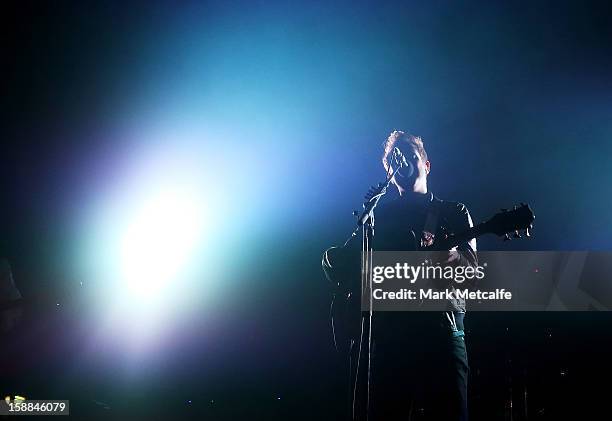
[382,130,428,173]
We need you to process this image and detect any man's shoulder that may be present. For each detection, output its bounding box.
[375,194,472,218]
[431,195,471,218]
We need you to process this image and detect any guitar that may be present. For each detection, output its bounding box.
[323,202,535,419]
[434,202,536,250]
[324,203,536,352]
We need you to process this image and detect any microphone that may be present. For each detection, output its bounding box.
[392,147,414,178]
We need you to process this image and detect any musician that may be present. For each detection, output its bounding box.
[323,131,477,420]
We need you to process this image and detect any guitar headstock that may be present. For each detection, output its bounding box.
[482,203,535,240]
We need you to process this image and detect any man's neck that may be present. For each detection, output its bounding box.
[398,185,428,198]
[397,188,430,206]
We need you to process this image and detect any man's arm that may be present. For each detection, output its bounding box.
[450,202,478,268]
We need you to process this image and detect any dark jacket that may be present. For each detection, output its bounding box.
[323,192,477,332]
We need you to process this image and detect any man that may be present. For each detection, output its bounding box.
[323,130,477,420]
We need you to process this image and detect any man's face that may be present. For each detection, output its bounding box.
[390,143,430,193]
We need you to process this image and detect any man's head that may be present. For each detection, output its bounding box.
[382,130,430,195]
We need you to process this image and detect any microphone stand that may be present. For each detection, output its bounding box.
[345,154,404,420]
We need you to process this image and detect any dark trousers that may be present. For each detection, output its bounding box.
[368,313,469,421]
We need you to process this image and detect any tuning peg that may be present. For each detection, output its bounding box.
[503,233,511,241]
[525,228,531,237]
[529,224,533,229]
[513,230,522,238]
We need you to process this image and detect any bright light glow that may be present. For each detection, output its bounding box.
[118,186,205,302]
[78,140,218,328]
[76,127,260,362]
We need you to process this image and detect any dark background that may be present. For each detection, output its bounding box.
[2,1,612,419]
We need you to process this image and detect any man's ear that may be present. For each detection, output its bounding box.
[425,160,431,175]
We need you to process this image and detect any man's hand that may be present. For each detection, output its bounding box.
[421,249,461,275]
[442,248,461,265]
